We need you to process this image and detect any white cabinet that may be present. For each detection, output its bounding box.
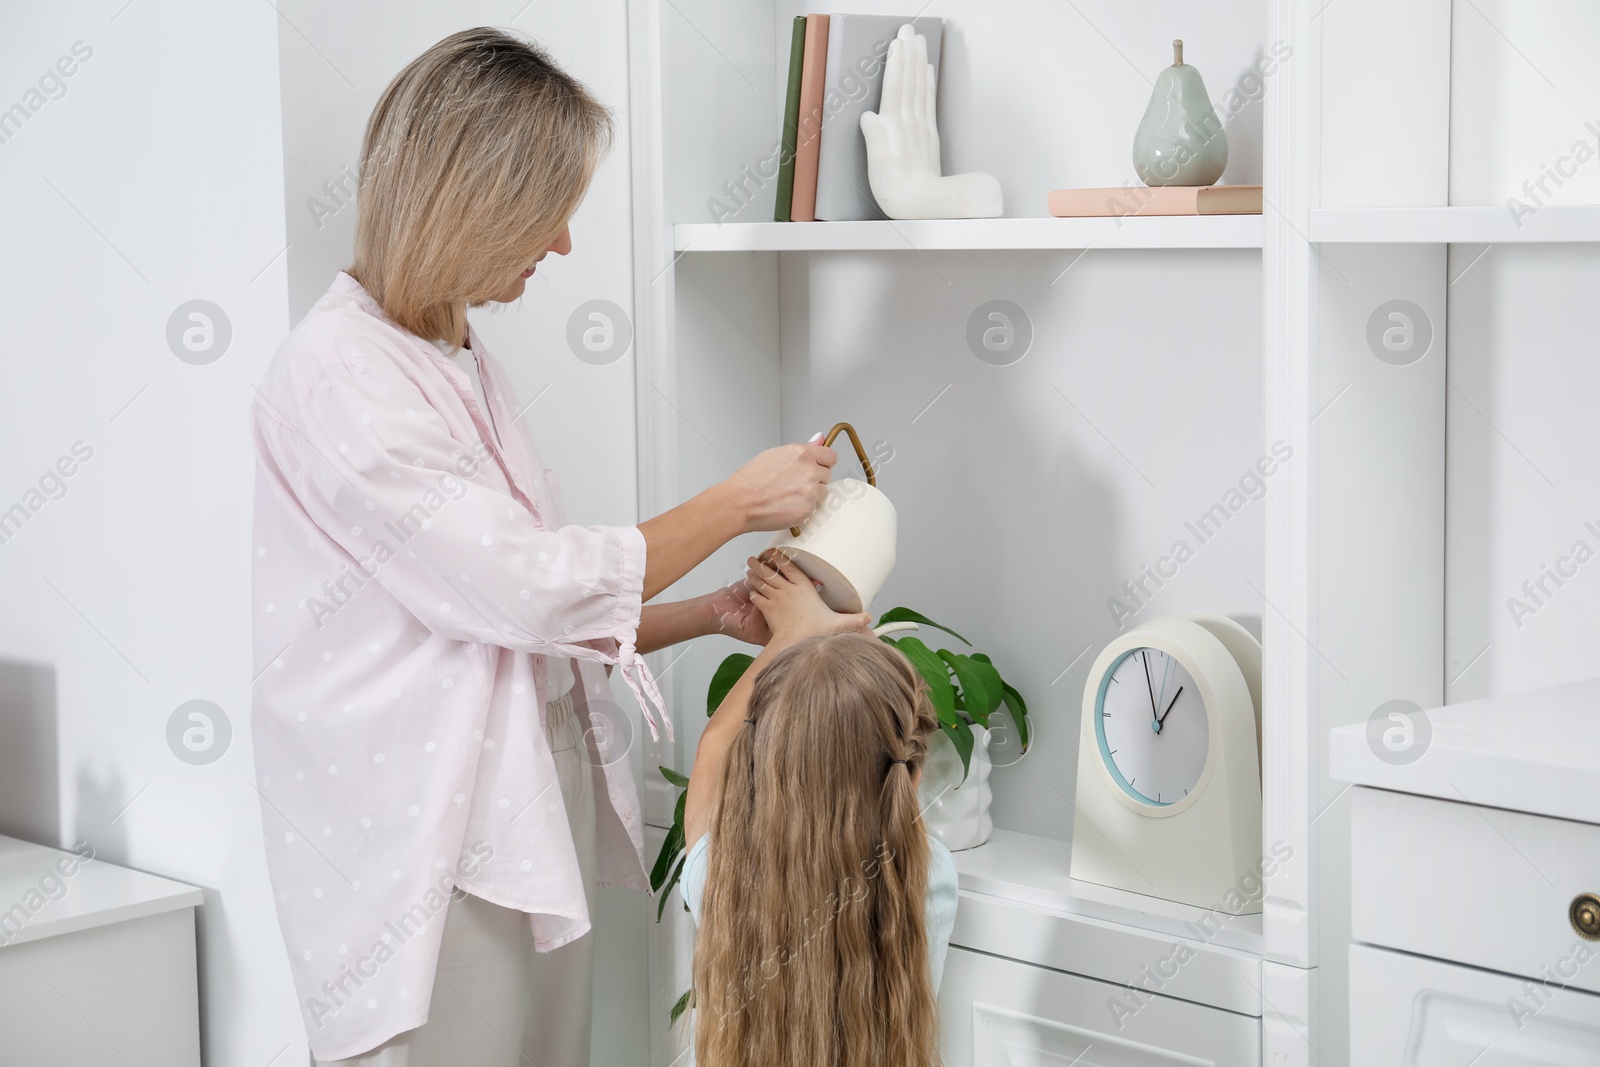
[1350,945,1600,1066]
[939,947,1261,1067]
[1332,677,1600,1063]
[0,836,203,1065]
[1349,787,1600,997]
[942,831,1262,1065]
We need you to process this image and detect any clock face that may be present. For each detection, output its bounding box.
[1095,647,1210,806]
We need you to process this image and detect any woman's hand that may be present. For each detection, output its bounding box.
[724,442,837,533]
[637,438,835,602]
[748,552,871,643]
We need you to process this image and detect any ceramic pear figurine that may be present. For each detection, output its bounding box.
[1132,39,1228,187]
[861,24,1002,219]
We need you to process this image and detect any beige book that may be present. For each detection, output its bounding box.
[1048,184,1263,217]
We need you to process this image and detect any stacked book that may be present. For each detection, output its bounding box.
[1047,185,1263,218]
[775,13,944,222]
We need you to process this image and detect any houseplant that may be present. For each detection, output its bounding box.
[648,606,1030,1023]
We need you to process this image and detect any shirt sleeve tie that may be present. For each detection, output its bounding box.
[615,637,672,743]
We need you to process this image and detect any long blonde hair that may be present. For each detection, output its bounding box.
[351,27,613,345]
[695,633,942,1067]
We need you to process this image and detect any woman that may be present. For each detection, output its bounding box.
[250,28,836,1065]
[682,555,956,1067]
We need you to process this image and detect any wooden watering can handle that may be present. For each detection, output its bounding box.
[789,422,876,537]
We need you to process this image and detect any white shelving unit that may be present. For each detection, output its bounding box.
[629,2,1276,1063]
[1309,204,1600,243]
[674,215,1264,251]
[624,0,1589,1063]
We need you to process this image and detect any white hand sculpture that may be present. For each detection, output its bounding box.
[859,24,1003,220]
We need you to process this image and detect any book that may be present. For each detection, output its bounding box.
[1047,184,1264,218]
[814,15,944,222]
[789,13,830,222]
[773,16,808,222]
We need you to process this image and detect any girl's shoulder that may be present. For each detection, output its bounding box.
[923,837,959,925]
[682,833,711,924]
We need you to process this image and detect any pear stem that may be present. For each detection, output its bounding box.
[1173,39,1183,66]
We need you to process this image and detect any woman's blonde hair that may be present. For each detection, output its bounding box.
[694,633,942,1067]
[351,27,613,345]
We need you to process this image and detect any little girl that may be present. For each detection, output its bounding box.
[681,555,958,1067]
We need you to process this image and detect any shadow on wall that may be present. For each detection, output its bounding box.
[0,661,59,848]
[71,759,131,867]
[772,248,1127,841]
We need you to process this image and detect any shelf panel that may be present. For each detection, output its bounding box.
[949,829,1263,1016]
[1310,204,1600,243]
[955,829,1264,955]
[673,216,1264,252]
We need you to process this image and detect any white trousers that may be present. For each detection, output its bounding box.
[317,692,597,1067]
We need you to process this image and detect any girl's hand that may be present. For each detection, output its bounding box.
[704,578,772,646]
[747,552,871,642]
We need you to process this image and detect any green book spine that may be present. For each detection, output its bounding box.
[774,16,807,222]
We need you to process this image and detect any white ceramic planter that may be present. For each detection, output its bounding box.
[918,725,994,851]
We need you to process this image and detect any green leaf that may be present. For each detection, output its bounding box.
[707,653,755,715]
[876,607,970,645]
[938,650,1004,725]
[941,721,975,783]
[1000,681,1031,751]
[656,855,686,921]
[659,765,689,789]
[892,636,958,728]
[670,987,694,1026]
[966,653,1030,751]
[649,790,688,896]
[649,820,682,895]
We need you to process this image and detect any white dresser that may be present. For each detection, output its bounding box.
[1330,678,1600,1065]
[942,830,1263,1066]
[0,835,204,1065]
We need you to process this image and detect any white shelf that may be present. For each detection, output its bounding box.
[950,830,1263,1016]
[954,829,1264,952]
[1310,204,1600,243]
[673,216,1264,252]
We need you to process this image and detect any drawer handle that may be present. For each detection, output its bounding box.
[1571,893,1600,942]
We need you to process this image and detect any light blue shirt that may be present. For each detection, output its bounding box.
[680,832,959,992]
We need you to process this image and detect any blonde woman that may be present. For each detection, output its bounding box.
[250,28,836,1065]
[681,556,959,1067]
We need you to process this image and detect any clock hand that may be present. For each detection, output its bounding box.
[1141,651,1159,725]
[1156,685,1184,730]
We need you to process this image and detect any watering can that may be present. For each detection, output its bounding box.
[766,422,897,614]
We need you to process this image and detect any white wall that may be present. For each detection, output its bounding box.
[1445,2,1600,702]
[0,4,650,1065]
[778,248,1265,842]
[0,1,290,1063]
[1449,0,1600,208]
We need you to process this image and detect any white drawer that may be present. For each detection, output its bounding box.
[951,889,1262,1017]
[1351,943,1600,1066]
[939,945,1260,1066]
[1351,786,1600,994]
